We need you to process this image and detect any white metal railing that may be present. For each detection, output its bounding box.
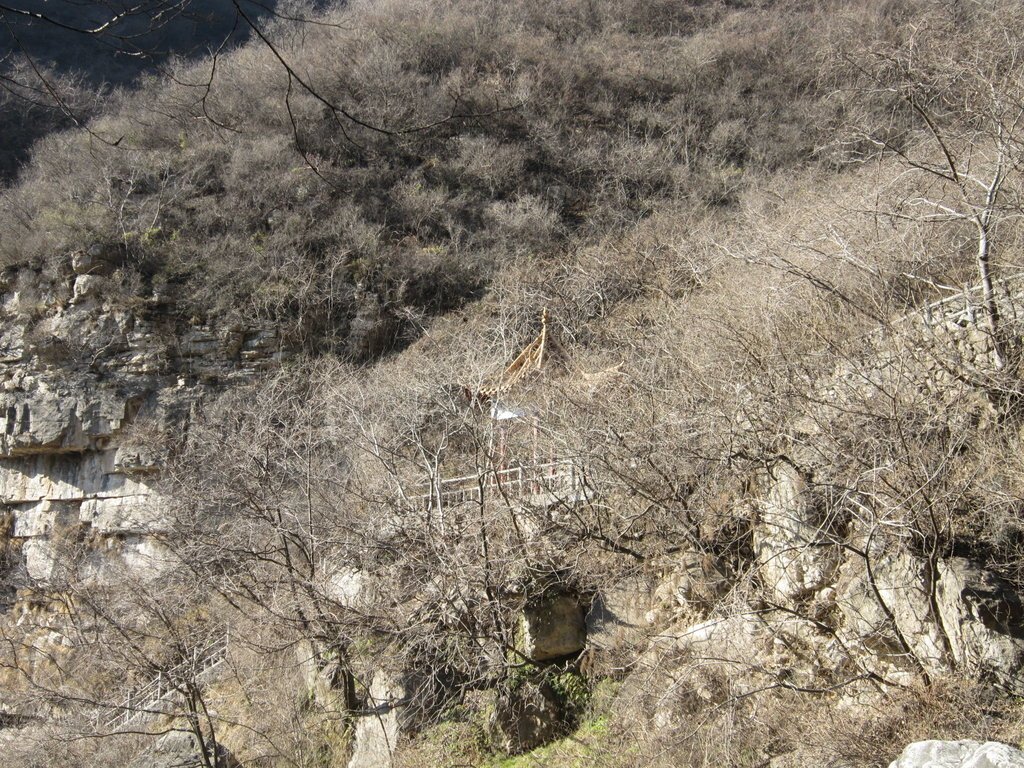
[882,272,1024,333]
[822,272,1024,370]
[408,458,588,511]
[101,629,229,731]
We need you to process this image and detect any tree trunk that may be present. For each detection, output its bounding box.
[977,221,1005,371]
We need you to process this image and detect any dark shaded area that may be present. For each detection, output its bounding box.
[0,0,280,182]
[1,0,255,83]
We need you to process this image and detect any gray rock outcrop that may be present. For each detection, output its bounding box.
[128,730,239,768]
[835,547,951,679]
[936,559,1024,693]
[586,571,655,658]
[348,670,407,768]
[617,611,851,730]
[755,460,840,605]
[0,261,289,594]
[888,740,1024,768]
[646,552,732,626]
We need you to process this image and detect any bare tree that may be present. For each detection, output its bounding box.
[831,1,1024,369]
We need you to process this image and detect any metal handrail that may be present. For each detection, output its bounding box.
[102,629,229,730]
[408,458,587,510]
[872,271,1024,336]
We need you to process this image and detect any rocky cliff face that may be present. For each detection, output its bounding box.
[0,251,287,599]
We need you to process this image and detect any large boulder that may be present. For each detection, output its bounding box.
[836,548,1024,690]
[836,548,950,679]
[888,740,1024,768]
[521,594,586,662]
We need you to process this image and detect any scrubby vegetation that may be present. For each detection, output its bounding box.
[1,0,931,354]
[5,0,1024,766]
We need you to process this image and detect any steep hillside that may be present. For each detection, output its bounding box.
[1,0,882,356]
[3,1,1024,767]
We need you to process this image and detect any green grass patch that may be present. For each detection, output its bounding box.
[483,715,613,768]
